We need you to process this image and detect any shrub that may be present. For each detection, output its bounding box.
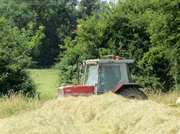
[0,69,36,97]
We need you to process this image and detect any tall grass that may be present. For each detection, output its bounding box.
[145,89,180,106]
[0,93,43,118]
[0,69,59,118]
[0,93,180,134]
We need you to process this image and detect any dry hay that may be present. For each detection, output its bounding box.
[0,93,180,134]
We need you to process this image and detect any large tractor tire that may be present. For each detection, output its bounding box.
[119,87,148,100]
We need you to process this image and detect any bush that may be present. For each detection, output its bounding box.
[0,17,44,97]
[0,69,36,97]
[132,75,163,90]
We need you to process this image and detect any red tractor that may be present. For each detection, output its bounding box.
[57,55,148,99]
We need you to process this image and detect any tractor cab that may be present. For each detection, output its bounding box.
[84,56,134,94]
[57,55,148,99]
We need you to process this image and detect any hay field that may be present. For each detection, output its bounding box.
[1,93,180,134]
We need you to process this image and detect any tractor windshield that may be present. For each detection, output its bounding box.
[84,65,98,85]
[98,64,121,92]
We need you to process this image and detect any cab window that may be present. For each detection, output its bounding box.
[98,65,121,92]
[85,65,98,85]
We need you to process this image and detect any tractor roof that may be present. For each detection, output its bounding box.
[84,59,134,65]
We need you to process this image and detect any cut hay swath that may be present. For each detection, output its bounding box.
[0,93,180,134]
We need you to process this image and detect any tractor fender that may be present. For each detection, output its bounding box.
[112,83,144,94]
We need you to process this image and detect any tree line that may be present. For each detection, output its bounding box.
[58,0,180,92]
[0,0,104,96]
[0,0,179,96]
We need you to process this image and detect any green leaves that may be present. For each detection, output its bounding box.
[58,0,180,91]
[0,17,44,96]
[144,0,180,90]
[0,19,44,69]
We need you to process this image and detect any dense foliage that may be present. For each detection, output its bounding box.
[0,0,103,95]
[0,16,44,96]
[0,0,179,95]
[58,0,180,91]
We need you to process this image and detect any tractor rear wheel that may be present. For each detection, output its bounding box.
[119,87,148,100]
